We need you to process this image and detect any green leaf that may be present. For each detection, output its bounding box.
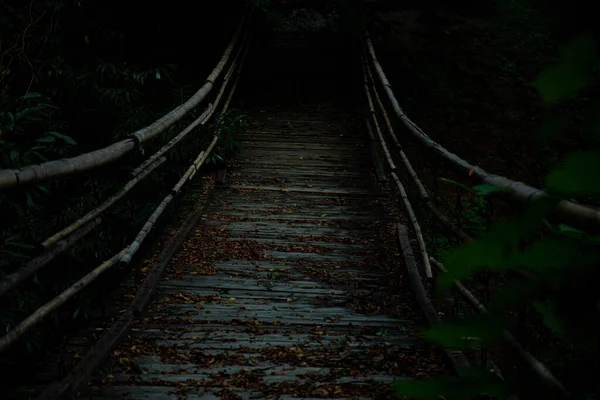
[36,135,57,144]
[536,114,570,144]
[473,183,507,196]
[48,131,77,145]
[533,300,564,336]
[1,249,30,259]
[155,71,161,80]
[26,192,35,208]
[533,34,596,104]
[546,150,600,195]
[6,241,36,250]
[519,196,560,230]
[440,238,508,285]
[30,151,48,162]
[439,177,475,193]
[425,314,504,349]
[21,92,42,100]
[439,201,557,286]
[37,185,50,194]
[534,63,591,104]
[507,238,580,273]
[488,280,541,314]
[394,369,509,400]
[10,149,19,160]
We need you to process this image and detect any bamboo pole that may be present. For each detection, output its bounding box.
[0,249,127,354]
[392,173,433,278]
[120,134,219,265]
[361,53,396,171]
[34,16,249,264]
[0,141,137,188]
[221,36,252,114]
[364,58,430,200]
[0,218,101,298]
[430,257,570,396]
[0,18,251,353]
[361,48,471,242]
[397,224,472,376]
[130,29,252,178]
[34,147,222,400]
[130,107,213,177]
[120,16,247,146]
[42,157,166,249]
[188,136,219,183]
[360,49,431,277]
[0,0,254,358]
[120,30,250,265]
[0,13,249,190]
[364,32,600,233]
[365,118,388,182]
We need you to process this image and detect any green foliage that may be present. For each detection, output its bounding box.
[546,150,600,196]
[0,1,224,388]
[252,0,274,12]
[399,30,600,400]
[395,369,509,400]
[533,35,596,105]
[206,110,247,165]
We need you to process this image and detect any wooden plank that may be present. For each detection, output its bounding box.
[77,62,445,399]
[226,185,381,196]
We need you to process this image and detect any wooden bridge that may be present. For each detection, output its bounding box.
[0,2,591,399]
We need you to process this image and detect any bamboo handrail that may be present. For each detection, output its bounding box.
[363,32,600,233]
[360,35,567,396]
[0,218,102,298]
[0,17,251,303]
[0,249,127,353]
[119,35,252,265]
[361,50,432,278]
[0,10,250,189]
[42,157,166,249]
[0,15,252,354]
[33,21,253,399]
[41,28,250,250]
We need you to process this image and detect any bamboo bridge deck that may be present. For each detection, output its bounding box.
[74,33,446,399]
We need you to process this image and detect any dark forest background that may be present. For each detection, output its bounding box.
[1,0,599,398]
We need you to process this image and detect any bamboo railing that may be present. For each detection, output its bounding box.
[0,8,253,356]
[363,32,600,233]
[35,30,253,400]
[360,36,569,396]
[0,10,249,190]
